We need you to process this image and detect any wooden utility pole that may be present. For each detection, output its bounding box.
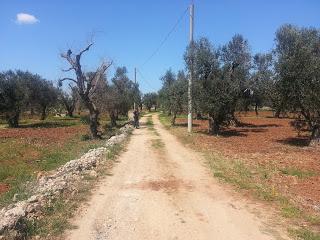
[188,3,194,133]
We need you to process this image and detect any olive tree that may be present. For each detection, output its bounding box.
[111,67,136,117]
[33,80,58,120]
[250,53,274,115]
[60,43,112,138]
[184,36,251,134]
[158,70,187,125]
[61,87,78,117]
[142,92,158,111]
[221,34,252,116]
[158,69,176,116]
[274,24,320,145]
[96,66,140,127]
[0,71,28,127]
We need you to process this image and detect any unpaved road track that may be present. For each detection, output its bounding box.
[66,114,289,240]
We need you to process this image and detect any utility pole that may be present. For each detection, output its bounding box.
[134,67,137,110]
[188,3,194,133]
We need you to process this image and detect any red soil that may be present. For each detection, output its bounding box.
[0,125,87,146]
[0,183,9,195]
[175,111,320,212]
[0,125,88,194]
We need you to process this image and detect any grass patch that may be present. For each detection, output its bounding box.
[22,130,131,239]
[107,142,125,160]
[289,228,320,240]
[159,112,171,129]
[306,215,320,225]
[158,112,320,237]
[280,168,316,179]
[0,115,126,208]
[281,204,302,218]
[0,135,105,208]
[146,116,154,127]
[151,139,165,149]
[145,116,160,136]
[24,197,76,237]
[207,151,308,221]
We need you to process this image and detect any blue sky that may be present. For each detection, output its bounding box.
[1,0,319,93]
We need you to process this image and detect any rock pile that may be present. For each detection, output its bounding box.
[0,124,133,237]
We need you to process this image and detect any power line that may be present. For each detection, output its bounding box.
[140,6,189,68]
[136,68,158,92]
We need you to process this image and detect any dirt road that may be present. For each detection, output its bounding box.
[66,114,289,240]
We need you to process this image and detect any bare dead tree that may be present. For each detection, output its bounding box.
[59,43,112,138]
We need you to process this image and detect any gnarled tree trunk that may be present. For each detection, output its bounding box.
[81,93,100,138]
[255,103,259,116]
[196,112,203,120]
[60,43,112,139]
[40,106,47,120]
[7,111,20,128]
[109,110,117,127]
[310,125,320,146]
[208,115,220,135]
[66,107,74,117]
[171,111,177,126]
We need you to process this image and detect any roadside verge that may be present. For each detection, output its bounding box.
[0,124,133,239]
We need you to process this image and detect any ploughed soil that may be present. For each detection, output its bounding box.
[0,125,86,146]
[175,111,320,213]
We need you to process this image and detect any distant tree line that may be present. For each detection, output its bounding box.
[0,70,58,127]
[142,92,158,112]
[0,43,142,139]
[153,24,320,145]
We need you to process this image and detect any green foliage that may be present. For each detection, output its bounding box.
[250,53,274,114]
[274,24,320,141]
[111,66,140,115]
[280,167,316,179]
[0,70,30,127]
[81,134,91,141]
[289,228,320,240]
[159,25,320,142]
[98,66,142,126]
[184,36,252,133]
[0,70,59,126]
[142,92,158,111]
[158,69,187,125]
[60,87,78,117]
[29,78,58,120]
[80,115,90,124]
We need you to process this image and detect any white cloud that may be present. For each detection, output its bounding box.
[16,13,39,25]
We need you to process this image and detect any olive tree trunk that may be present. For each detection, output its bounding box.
[40,106,47,120]
[7,111,20,128]
[81,94,100,138]
[310,125,320,146]
[109,110,117,127]
[208,114,221,135]
[171,111,177,126]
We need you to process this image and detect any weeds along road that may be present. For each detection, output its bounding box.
[65,114,290,240]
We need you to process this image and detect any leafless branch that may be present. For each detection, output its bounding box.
[62,67,74,72]
[59,77,77,84]
[78,43,93,58]
[86,61,113,96]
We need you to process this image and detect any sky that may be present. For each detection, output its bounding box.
[1,0,319,93]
